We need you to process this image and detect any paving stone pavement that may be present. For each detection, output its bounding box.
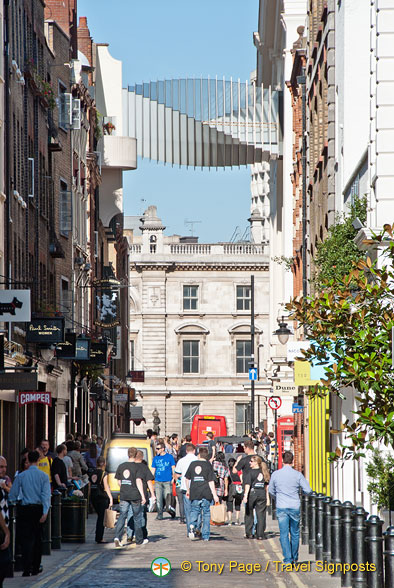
[4,510,344,588]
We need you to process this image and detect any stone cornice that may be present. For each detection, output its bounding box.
[133,262,269,272]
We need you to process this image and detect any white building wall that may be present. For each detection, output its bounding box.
[128,209,273,436]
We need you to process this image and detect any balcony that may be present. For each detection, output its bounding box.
[97,135,137,170]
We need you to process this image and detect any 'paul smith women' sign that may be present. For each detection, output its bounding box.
[26,318,65,344]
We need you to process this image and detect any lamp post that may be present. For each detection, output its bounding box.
[152,407,161,435]
[250,275,255,432]
[271,316,292,470]
[273,316,292,345]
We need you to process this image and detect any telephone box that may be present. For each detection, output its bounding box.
[277,415,294,469]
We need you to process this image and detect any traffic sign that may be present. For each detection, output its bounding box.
[89,399,95,411]
[292,403,304,414]
[268,396,282,411]
[249,368,258,381]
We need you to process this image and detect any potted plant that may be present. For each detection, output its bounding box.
[366,449,394,526]
[103,121,115,135]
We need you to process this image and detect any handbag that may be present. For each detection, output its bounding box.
[104,507,116,529]
[210,503,227,526]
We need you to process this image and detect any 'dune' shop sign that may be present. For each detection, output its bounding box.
[26,318,65,345]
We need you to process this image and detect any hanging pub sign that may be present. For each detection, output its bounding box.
[0,290,31,322]
[18,390,51,407]
[56,333,77,359]
[93,274,120,328]
[26,318,65,344]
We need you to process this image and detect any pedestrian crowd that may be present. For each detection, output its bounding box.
[0,433,105,585]
[0,427,310,585]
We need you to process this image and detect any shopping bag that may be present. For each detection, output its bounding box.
[210,503,227,526]
[104,507,116,528]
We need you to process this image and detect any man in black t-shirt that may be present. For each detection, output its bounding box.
[51,444,68,490]
[233,440,258,485]
[113,447,146,547]
[178,435,192,459]
[127,451,156,541]
[185,447,219,542]
[202,432,216,462]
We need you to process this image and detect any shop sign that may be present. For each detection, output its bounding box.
[273,382,297,395]
[89,342,109,365]
[0,290,31,322]
[26,318,65,344]
[128,370,144,382]
[18,390,51,406]
[75,337,90,360]
[0,372,38,390]
[56,333,77,359]
[114,394,128,403]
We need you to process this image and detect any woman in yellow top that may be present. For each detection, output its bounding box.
[36,446,52,483]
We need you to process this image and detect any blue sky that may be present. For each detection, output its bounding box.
[78,0,258,241]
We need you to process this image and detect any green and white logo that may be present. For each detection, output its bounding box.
[151,557,171,577]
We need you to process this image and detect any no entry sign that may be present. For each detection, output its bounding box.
[268,396,282,411]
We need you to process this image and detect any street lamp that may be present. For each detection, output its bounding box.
[273,316,292,345]
[152,407,161,434]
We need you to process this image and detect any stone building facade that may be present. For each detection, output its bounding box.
[126,207,272,437]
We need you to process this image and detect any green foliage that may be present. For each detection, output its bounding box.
[313,197,367,289]
[94,110,103,140]
[273,255,294,272]
[366,449,394,511]
[286,227,394,459]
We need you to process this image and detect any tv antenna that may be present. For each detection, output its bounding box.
[184,219,201,237]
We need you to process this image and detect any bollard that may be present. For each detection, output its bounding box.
[351,506,368,588]
[341,501,354,587]
[308,491,317,554]
[315,493,324,561]
[7,503,17,577]
[322,496,332,563]
[301,493,310,545]
[272,497,277,521]
[330,500,342,577]
[41,507,51,556]
[383,526,394,588]
[365,515,383,588]
[51,492,62,550]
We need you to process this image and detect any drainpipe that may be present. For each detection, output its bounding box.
[4,0,10,285]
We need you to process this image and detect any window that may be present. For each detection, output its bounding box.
[60,278,72,329]
[182,403,199,438]
[236,340,251,373]
[183,285,198,310]
[58,82,72,130]
[236,285,251,311]
[235,403,249,436]
[183,340,199,374]
[60,180,72,235]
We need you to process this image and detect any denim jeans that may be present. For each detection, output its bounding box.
[276,508,301,563]
[190,498,212,541]
[155,481,171,516]
[114,500,144,544]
